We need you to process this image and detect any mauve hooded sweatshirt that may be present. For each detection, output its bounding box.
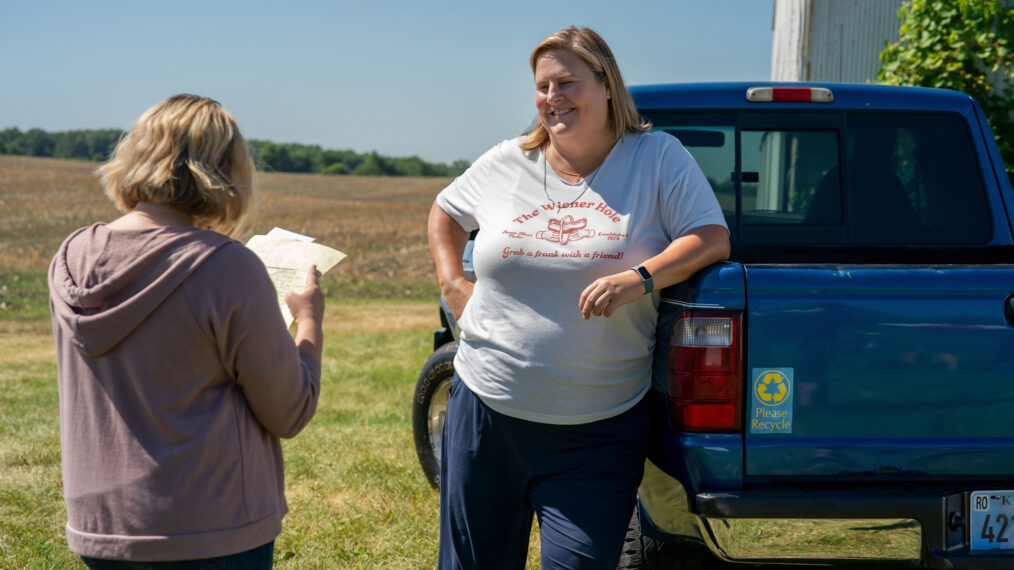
[48,223,320,561]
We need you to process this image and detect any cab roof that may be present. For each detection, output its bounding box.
[630,82,978,114]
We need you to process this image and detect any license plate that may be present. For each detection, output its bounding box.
[971,491,1014,550]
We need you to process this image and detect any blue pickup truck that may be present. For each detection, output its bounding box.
[412,83,1014,569]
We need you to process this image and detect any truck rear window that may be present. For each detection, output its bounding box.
[653,111,992,246]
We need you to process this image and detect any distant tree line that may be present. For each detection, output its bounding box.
[246,140,470,177]
[0,127,469,177]
[0,127,122,162]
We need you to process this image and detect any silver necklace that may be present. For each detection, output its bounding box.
[543,152,600,213]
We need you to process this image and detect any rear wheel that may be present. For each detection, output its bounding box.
[412,343,456,489]
[618,509,718,570]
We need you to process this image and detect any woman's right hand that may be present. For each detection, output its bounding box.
[285,265,325,325]
[285,265,325,363]
[428,201,473,322]
[441,276,474,322]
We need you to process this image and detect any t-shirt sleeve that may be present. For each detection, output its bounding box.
[658,137,729,241]
[435,141,509,232]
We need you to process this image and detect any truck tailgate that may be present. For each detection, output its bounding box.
[744,265,1014,478]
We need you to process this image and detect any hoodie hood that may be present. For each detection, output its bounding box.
[49,224,232,357]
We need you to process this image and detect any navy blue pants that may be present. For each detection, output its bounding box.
[80,541,273,569]
[438,374,649,570]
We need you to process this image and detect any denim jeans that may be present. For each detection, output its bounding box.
[80,541,274,570]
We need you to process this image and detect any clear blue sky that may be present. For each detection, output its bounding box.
[0,0,775,164]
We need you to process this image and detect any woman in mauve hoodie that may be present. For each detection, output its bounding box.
[48,95,323,569]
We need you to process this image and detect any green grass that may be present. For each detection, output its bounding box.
[0,271,51,321]
[0,318,67,569]
[0,300,451,569]
[275,307,440,569]
[709,518,922,563]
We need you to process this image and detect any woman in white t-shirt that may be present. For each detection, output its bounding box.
[428,26,730,570]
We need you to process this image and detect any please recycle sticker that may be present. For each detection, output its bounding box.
[750,368,793,434]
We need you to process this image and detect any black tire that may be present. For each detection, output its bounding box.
[617,510,644,569]
[618,508,717,570]
[412,342,456,489]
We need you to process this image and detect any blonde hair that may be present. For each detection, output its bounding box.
[521,26,649,152]
[97,94,255,236]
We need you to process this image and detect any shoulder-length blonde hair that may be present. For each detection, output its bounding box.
[521,26,649,153]
[97,94,255,236]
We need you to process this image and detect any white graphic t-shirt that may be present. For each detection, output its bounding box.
[436,132,727,424]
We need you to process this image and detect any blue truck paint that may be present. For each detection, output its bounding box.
[632,83,1014,568]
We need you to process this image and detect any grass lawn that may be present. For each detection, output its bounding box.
[2,299,549,569]
[0,300,428,568]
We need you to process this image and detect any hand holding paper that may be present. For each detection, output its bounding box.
[246,227,347,326]
[285,265,325,325]
[284,265,325,363]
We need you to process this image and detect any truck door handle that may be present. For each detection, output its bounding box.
[1006,295,1014,326]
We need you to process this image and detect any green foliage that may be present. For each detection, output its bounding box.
[352,152,389,176]
[0,127,122,162]
[0,128,470,178]
[248,141,468,178]
[879,0,1014,178]
[322,161,350,175]
[0,128,26,155]
[52,129,122,161]
[0,127,22,154]
[21,129,55,157]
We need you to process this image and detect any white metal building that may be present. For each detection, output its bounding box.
[771,0,904,83]
[771,0,1011,88]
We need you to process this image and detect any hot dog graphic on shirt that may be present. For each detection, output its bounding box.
[536,215,596,245]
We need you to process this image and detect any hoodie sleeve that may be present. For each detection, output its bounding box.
[185,242,320,438]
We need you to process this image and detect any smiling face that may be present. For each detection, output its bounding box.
[534,49,612,151]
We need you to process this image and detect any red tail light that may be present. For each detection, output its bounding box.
[668,310,743,432]
[746,86,834,103]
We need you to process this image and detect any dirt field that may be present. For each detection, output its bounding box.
[0,154,447,300]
